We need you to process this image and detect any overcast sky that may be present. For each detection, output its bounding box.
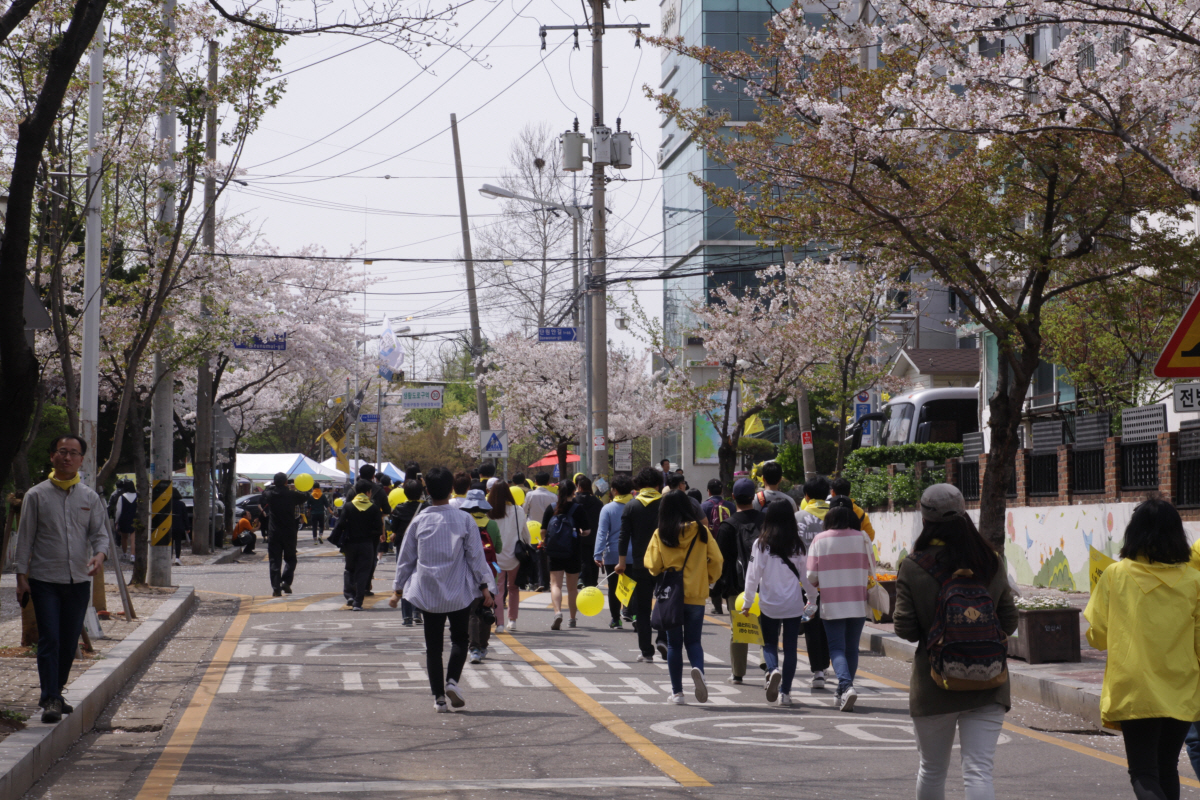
[220,0,666,377]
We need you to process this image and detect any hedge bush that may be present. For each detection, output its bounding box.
[841,443,962,509]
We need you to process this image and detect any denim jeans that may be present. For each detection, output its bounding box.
[1122,717,1192,800]
[759,613,803,694]
[664,603,706,694]
[913,703,1006,800]
[401,599,421,623]
[1186,723,1200,783]
[28,578,91,706]
[821,616,866,694]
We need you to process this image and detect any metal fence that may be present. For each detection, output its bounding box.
[1029,420,1062,497]
[1120,405,1165,491]
[959,461,980,501]
[1178,426,1200,507]
[1072,412,1109,494]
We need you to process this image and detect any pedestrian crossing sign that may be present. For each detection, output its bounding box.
[1154,290,1200,378]
[481,429,508,456]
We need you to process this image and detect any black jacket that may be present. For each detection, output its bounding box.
[715,509,763,593]
[262,486,310,537]
[619,497,661,574]
[389,500,426,548]
[337,499,383,545]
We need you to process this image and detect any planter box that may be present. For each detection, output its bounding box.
[878,580,898,623]
[1007,608,1082,664]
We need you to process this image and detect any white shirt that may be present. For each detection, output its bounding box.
[741,540,817,620]
[522,487,556,529]
[493,504,529,572]
[393,504,496,613]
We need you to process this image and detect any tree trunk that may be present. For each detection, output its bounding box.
[976,344,1041,549]
[556,440,569,484]
[0,0,107,494]
[718,437,737,493]
[834,396,850,475]
[11,383,49,492]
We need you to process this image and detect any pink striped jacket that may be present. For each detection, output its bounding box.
[806,528,876,620]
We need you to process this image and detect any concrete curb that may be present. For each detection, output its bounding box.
[210,547,242,565]
[860,626,1102,728]
[0,585,197,798]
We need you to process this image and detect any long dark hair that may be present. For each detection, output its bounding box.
[487,481,515,520]
[657,490,707,548]
[823,505,860,531]
[555,481,577,514]
[1120,497,1191,564]
[913,513,1000,583]
[759,500,804,559]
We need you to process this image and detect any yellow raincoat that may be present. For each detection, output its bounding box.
[1084,556,1200,727]
[644,521,723,606]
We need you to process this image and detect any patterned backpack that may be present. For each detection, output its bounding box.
[909,551,1009,691]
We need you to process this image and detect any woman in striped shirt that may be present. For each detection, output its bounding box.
[806,500,876,712]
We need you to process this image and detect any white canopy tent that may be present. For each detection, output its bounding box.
[321,457,404,483]
[236,453,348,483]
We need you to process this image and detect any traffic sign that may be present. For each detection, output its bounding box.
[857,391,870,403]
[537,327,578,343]
[1175,383,1200,413]
[593,434,607,449]
[1154,290,1200,377]
[481,429,509,456]
[401,386,443,409]
[801,430,814,450]
[359,413,380,424]
[614,441,632,471]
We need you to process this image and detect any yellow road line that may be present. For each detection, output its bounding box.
[246,592,342,614]
[135,602,251,800]
[194,589,251,599]
[498,632,711,788]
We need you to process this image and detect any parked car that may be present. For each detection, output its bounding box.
[235,493,265,523]
[850,387,979,449]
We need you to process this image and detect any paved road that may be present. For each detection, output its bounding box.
[23,539,1199,799]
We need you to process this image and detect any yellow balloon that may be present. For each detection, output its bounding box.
[294,473,314,492]
[527,521,542,545]
[388,487,407,507]
[735,592,761,616]
[334,497,344,508]
[510,486,525,507]
[577,586,604,617]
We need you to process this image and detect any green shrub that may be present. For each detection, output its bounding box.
[841,443,961,510]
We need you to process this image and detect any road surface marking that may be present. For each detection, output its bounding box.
[499,631,711,787]
[135,602,251,800]
[169,776,679,796]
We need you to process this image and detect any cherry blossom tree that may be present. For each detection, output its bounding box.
[650,16,1199,543]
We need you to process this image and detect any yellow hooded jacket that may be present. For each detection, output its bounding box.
[1084,556,1200,727]
[644,521,724,606]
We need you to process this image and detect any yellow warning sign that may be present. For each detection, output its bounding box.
[1153,290,1200,378]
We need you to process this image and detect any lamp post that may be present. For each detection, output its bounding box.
[478,184,589,473]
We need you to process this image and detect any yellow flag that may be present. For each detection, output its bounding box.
[744,414,765,435]
[1089,546,1117,593]
[615,574,637,606]
[527,521,542,546]
[731,613,765,645]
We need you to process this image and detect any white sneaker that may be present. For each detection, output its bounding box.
[766,669,782,703]
[468,650,482,664]
[480,647,489,660]
[507,619,517,632]
[434,696,449,713]
[811,671,826,689]
[779,692,792,707]
[445,679,466,708]
[838,686,858,712]
[494,625,506,634]
[636,654,654,663]
[691,667,708,703]
[173,557,182,566]
[668,693,687,705]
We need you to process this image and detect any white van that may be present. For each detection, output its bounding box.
[852,387,980,448]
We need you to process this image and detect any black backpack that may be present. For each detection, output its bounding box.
[543,503,579,559]
[116,495,137,531]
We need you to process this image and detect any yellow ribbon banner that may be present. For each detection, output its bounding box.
[1089,546,1117,593]
[615,574,637,606]
[731,613,764,645]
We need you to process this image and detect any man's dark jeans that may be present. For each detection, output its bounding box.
[28,578,91,706]
[342,540,375,607]
[268,532,297,591]
[627,566,664,658]
[421,606,471,697]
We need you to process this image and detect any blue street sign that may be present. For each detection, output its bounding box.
[855,402,872,436]
[359,414,380,423]
[233,333,286,351]
[537,327,578,343]
[484,433,504,452]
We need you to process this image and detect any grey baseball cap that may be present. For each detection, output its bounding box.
[920,483,965,521]
[732,478,757,497]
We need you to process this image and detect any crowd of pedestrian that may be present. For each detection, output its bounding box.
[11,435,1200,800]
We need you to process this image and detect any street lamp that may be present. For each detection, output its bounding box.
[478,183,591,474]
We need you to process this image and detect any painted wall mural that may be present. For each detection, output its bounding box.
[868,502,1198,593]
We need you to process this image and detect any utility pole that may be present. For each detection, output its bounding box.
[797,386,818,480]
[588,0,609,478]
[193,40,217,555]
[376,382,383,471]
[450,113,490,452]
[148,0,176,586]
[80,29,103,489]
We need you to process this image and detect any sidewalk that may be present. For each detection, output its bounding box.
[861,584,1104,727]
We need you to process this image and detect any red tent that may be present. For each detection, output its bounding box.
[527,450,580,469]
